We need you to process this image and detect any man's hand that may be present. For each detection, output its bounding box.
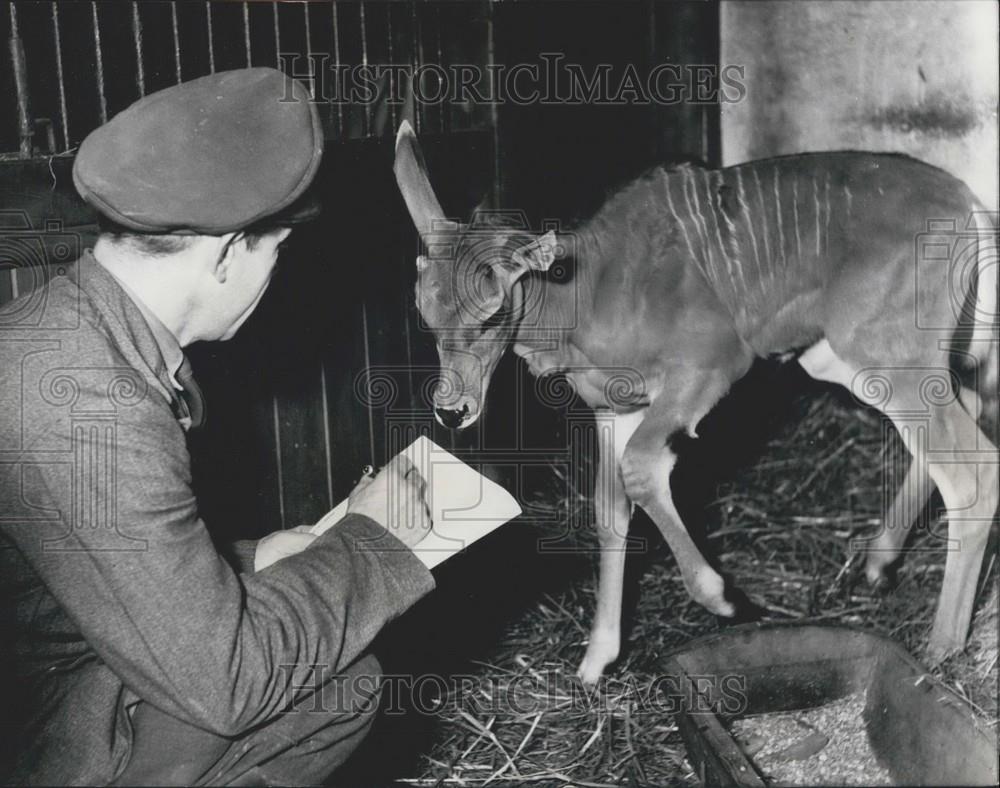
[254,526,317,572]
[348,455,432,549]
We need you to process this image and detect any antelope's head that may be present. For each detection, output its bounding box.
[394,120,557,429]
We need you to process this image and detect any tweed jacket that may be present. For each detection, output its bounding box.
[0,253,434,785]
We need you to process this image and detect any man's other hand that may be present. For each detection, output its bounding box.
[254,526,318,572]
[347,455,432,549]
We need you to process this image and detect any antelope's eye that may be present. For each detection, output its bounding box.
[481,307,507,333]
[469,265,499,302]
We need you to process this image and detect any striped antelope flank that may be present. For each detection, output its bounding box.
[394,118,998,685]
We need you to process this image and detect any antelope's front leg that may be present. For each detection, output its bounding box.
[577,446,632,685]
[619,383,737,618]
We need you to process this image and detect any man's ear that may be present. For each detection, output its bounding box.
[213,232,242,283]
[511,230,558,273]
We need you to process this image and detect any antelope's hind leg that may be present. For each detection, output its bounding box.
[799,341,937,584]
[800,340,999,660]
[864,449,935,586]
[920,394,998,660]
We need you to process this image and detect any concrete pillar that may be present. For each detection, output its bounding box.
[721,0,998,209]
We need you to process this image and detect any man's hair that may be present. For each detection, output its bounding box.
[97,214,288,256]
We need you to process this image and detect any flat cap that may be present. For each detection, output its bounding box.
[73,68,323,234]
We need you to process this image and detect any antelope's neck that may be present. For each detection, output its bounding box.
[510,227,602,378]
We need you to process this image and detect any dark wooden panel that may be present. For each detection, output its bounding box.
[0,157,95,310]
[207,1,251,74]
[0,270,12,306]
[274,368,333,528]
[0,157,97,228]
[186,340,283,542]
[172,1,213,83]
[42,1,105,147]
[1,2,724,546]
[326,337,372,504]
[274,1,311,74]
[201,136,467,515]
[3,1,498,157]
[283,133,494,506]
[9,1,64,153]
[135,2,183,96]
[651,0,721,165]
[244,2,278,70]
[90,2,143,119]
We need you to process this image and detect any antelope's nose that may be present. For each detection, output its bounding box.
[435,404,470,429]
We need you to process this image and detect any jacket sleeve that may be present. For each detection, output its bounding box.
[11,368,435,737]
[223,538,260,574]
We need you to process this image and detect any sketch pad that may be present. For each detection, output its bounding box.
[309,436,522,568]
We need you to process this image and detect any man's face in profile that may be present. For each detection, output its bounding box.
[212,227,293,341]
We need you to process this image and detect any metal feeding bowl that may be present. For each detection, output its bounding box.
[664,623,998,786]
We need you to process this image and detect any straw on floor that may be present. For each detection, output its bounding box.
[388,377,997,788]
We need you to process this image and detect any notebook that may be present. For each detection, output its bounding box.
[309,435,522,568]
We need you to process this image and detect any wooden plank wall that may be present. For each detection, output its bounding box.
[0,157,97,309]
[0,1,495,153]
[1,1,498,541]
[2,1,722,542]
[186,132,496,539]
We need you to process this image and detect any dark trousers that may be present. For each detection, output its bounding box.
[114,654,381,786]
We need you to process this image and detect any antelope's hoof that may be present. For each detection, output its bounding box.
[692,569,735,617]
[576,637,619,686]
[926,634,963,666]
[718,586,767,625]
[864,556,896,592]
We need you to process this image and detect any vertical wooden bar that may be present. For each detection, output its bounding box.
[8,4,34,158]
[410,0,423,133]
[331,0,344,137]
[51,3,69,150]
[302,0,314,98]
[90,2,107,123]
[386,5,396,132]
[486,0,502,206]
[205,0,215,73]
[319,362,334,510]
[171,2,182,82]
[131,2,145,96]
[359,0,371,136]
[434,5,448,135]
[361,302,377,464]
[271,397,285,526]
[242,2,252,67]
[271,1,281,67]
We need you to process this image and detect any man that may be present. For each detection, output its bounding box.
[0,68,434,785]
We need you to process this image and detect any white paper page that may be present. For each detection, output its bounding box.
[309,435,522,568]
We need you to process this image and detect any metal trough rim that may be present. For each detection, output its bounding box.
[664,621,999,787]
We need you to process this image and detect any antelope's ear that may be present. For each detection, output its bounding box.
[470,191,496,223]
[512,230,558,273]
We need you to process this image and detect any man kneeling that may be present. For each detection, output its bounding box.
[0,68,434,786]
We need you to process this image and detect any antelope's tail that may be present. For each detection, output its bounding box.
[971,209,998,443]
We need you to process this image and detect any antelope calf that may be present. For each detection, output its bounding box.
[394,119,998,684]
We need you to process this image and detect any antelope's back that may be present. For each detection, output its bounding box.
[690,151,987,353]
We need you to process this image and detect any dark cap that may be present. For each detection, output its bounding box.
[73,68,323,235]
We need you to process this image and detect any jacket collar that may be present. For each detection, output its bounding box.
[107,271,185,392]
[73,250,187,415]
